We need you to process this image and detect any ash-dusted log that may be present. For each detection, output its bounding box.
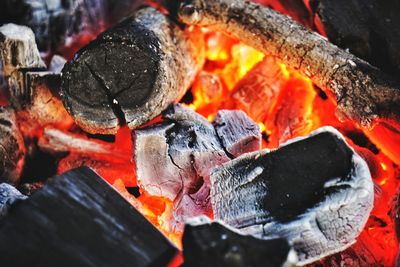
[182,216,297,267]
[0,23,45,77]
[211,127,374,265]
[0,167,177,267]
[61,7,204,134]
[213,110,261,157]
[171,0,400,127]
[0,107,25,184]
[0,183,26,218]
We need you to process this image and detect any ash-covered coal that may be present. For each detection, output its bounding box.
[182,216,298,267]
[211,127,374,265]
[0,183,26,218]
[134,104,261,230]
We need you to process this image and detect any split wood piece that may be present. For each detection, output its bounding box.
[48,55,67,73]
[182,216,298,267]
[134,104,229,201]
[61,7,205,135]
[0,23,45,77]
[0,183,26,218]
[0,107,25,184]
[171,0,400,128]
[213,110,261,157]
[11,71,74,135]
[0,167,177,267]
[0,0,106,52]
[221,57,287,122]
[210,127,374,265]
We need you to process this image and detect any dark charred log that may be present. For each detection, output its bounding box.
[0,107,25,184]
[213,110,261,157]
[169,0,400,128]
[312,0,400,76]
[0,167,177,267]
[182,216,297,267]
[211,127,374,265]
[61,7,204,134]
[0,183,26,218]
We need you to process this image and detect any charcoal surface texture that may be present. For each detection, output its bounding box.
[313,0,400,76]
[0,167,177,267]
[0,183,26,218]
[182,216,297,267]
[211,127,374,265]
[0,107,26,184]
[213,110,261,157]
[170,0,400,128]
[61,7,204,134]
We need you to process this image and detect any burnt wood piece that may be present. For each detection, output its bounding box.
[211,127,374,265]
[0,107,25,184]
[61,7,204,134]
[0,0,106,52]
[0,167,177,267]
[170,0,400,128]
[182,216,297,267]
[313,0,400,76]
[213,110,261,157]
[0,183,26,218]
[0,23,45,77]
[134,104,229,201]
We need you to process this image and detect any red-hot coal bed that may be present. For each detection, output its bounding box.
[0,0,400,266]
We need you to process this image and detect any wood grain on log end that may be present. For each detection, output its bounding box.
[0,107,25,184]
[61,7,204,135]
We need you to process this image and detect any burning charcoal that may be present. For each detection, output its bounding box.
[182,216,298,267]
[213,110,261,157]
[0,167,177,266]
[18,182,44,196]
[221,57,286,122]
[61,7,205,134]
[211,127,374,265]
[0,0,106,52]
[12,71,73,135]
[0,107,25,184]
[134,104,229,201]
[0,23,45,77]
[0,183,27,218]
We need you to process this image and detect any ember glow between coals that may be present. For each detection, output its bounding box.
[98,29,398,265]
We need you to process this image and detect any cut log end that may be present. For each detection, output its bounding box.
[61,7,204,135]
[211,126,374,265]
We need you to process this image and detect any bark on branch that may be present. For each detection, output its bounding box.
[168,0,400,128]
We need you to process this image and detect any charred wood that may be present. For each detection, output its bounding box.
[182,216,297,267]
[0,167,177,267]
[0,183,26,218]
[170,0,400,128]
[0,107,25,184]
[211,127,374,265]
[61,7,204,134]
[213,109,261,157]
[0,23,45,78]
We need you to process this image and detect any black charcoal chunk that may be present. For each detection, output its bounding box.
[0,183,27,217]
[211,126,374,265]
[182,217,297,267]
[213,110,261,157]
[0,167,177,267]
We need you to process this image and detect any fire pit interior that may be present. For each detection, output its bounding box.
[0,0,399,266]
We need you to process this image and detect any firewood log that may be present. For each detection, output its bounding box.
[61,7,204,134]
[168,0,400,128]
